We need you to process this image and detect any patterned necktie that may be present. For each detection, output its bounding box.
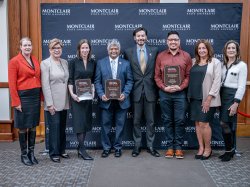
[140,49,146,74]
[111,60,116,79]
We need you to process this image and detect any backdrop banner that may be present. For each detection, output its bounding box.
[41,3,242,149]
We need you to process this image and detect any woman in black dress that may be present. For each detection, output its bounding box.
[68,39,95,160]
[188,40,221,160]
[8,37,41,166]
[220,40,247,161]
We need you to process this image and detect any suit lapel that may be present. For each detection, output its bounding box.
[19,53,34,70]
[116,58,122,78]
[105,57,113,78]
[144,45,152,74]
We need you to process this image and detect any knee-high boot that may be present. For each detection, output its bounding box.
[28,130,38,164]
[19,131,33,166]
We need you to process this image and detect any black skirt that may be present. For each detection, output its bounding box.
[71,99,92,133]
[220,87,237,125]
[14,88,41,129]
[190,99,216,123]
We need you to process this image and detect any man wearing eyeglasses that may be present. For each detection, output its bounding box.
[154,31,192,159]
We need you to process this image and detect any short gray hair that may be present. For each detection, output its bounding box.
[107,39,121,51]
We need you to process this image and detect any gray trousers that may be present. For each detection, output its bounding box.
[133,94,156,148]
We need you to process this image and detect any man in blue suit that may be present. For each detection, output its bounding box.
[95,39,134,158]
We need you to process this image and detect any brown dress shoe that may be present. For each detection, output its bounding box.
[175,150,184,159]
[165,149,174,158]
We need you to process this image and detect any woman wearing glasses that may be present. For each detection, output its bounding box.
[41,38,70,163]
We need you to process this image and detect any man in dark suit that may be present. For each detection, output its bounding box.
[95,39,133,158]
[124,27,160,157]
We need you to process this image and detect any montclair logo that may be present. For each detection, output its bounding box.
[185,126,196,133]
[211,141,224,147]
[65,127,73,134]
[155,126,165,133]
[84,141,97,147]
[187,8,215,15]
[162,24,191,31]
[66,24,95,31]
[91,39,112,46]
[114,24,143,31]
[61,39,71,46]
[147,39,166,46]
[122,141,135,147]
[43,39,50,46]
[67,54,77,61]
[43,39,71,46]
[186,38,214,45]
[210,24,239,31]
[138,8,167,16]
[91,126,101,133]
[42,8,70,16]
[214,53,223,61]
[90,8,119,16]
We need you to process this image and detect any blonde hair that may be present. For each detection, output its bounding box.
[49,38,63,49]
[19,37,32,46]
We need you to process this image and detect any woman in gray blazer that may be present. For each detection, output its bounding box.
[188,39,221,160]
[41,38,69,163]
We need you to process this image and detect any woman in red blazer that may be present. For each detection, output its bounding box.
[8,37,41,166]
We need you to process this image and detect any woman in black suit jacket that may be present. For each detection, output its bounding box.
[68,39,96,160]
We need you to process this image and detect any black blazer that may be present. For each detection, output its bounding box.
[68,57,96,94]
[124,45,158,102]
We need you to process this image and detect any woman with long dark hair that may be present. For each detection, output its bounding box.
[68,39,96,160]
[188,39,221,160]
[220,40,247,162]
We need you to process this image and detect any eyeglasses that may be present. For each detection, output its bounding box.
[167,39,180,42]
[52,47,62,50]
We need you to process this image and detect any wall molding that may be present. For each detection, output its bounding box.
[0,82,9,88]
[0,120,14,142]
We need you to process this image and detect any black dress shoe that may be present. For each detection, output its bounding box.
[132,147,141,157]
[147,147,160,157]
[61,153,70,159]
[50,156,60,163]
[101,150,111,158]
[195,154,203,159]
[114,149,122,157]
[201,151,212,160]
[78,149,94,160]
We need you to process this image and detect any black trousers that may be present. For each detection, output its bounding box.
[45,110,67,157]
